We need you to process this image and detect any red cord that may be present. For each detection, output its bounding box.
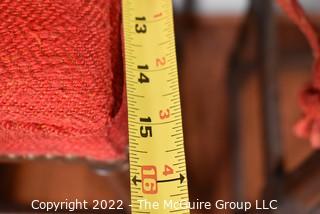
[277,0,320,147]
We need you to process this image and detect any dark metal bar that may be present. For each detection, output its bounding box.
[228,0,284,203]
[183,0,195,16]
[252,0,284,199]
[174,0,195,64]
[228,64,245,202]
[227,3,258,202]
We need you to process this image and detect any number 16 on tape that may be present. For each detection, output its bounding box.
[141,166,158,194]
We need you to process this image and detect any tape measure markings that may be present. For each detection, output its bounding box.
[123,0,190,213]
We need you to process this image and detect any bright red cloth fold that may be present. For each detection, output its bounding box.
[0,0,127,161]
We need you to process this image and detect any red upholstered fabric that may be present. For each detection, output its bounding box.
[277,0,320,148]
[0,0,127,161]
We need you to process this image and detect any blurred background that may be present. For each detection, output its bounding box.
[1,0,320,213]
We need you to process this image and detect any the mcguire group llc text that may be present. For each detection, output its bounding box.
[136,199,278,212]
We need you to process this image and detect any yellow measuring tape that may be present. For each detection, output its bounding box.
[122,0,190,213]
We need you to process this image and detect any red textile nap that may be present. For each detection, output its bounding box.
[0,0,127,161]
[277,0,320,148]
